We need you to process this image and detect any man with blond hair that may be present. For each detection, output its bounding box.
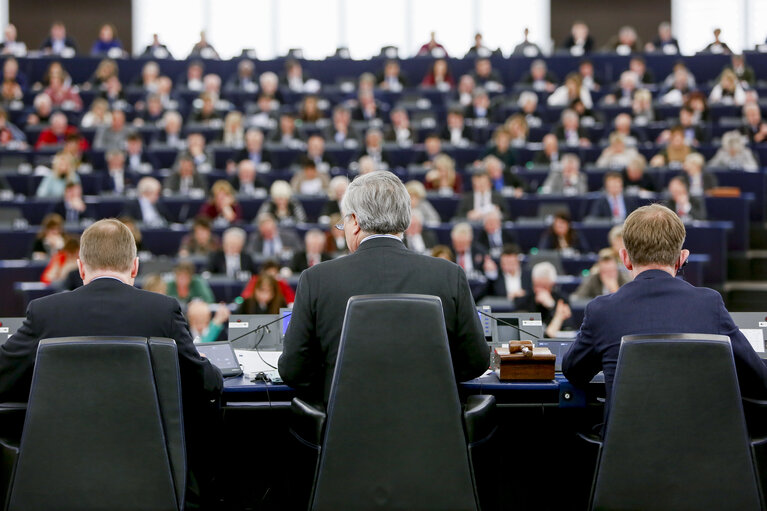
[0,218,223,504]
[563,204,767,415]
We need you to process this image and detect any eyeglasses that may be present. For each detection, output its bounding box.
[334,214,350,231]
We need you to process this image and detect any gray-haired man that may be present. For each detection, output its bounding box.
[279,171,489,405]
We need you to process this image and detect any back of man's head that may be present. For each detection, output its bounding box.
[79,219,137,273]
[342,171,411,234]
[622,204,685,267]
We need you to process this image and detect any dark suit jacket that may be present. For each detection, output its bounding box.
[587,194,638,220]
[206,251,256,275]
[232,147,273,166]
[52,201,97,222]
[0,278,223,448]
[664,197,707,221]
[476,229,517,254]
[563,270,767,418]
[289,251,332,273]
[120,199,172,224]
[487,269,532,298]
[278,237,490,405]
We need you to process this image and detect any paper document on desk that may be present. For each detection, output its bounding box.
[234,349,282,374]
[740,329,765,353]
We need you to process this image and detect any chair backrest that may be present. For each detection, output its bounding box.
[311,294,478,511]
[591,333,762,511]
[7,337,184,511]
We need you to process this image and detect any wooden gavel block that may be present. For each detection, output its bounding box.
[507,340,534,357]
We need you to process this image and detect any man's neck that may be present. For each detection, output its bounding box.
[84,272,132,285]
[632,265,675,278]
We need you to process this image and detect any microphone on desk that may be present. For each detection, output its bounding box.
[475,308,542,341]
[228,311,292,346]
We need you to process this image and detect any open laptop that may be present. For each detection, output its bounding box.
[730,312,767,359]
[194,341,243,377]
[0,318,24,344]
[227,314,283,351]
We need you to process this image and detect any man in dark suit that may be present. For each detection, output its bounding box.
[279,171,489,405]
[475,209,516,259]
[207,226,255,276]
[120,176,171,226]
[289,229,332,274]
[563,204,767,418]
[403,210,439,254]
[0,219,223,504]
[485,244,530,300]
[454,170,509,221]
[665,176,706,222]
[52,182,96,223]
[247,212,302,258]
[588,171,637,222]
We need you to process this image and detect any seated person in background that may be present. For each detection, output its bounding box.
[727,53,755,86]
[486,244,528,300]
[505,114,528,147]
[229,159,265,197]
[602,70,640,106]
[420,58,454,90]
[741,103,767,144]
[384,107,414,147]
[471,58,503,91]
[440,107,473,147]
[534,134,560,166]
[450,221,490,281]
[31,213,66,260]
[176,132,214,172]
[455,169,509,221]
[93,110,128,151]
[291,159,330,196]
[239,259,296,305]
[622,154,656,194]
[230,127,272,171]
[571,248,630,301]
[424,153,463,194]
[657,106,705,147]
[680,153,717,196]
[588,171,636,222]
[414,133,443,168]
[512,28,542,57]
[665,176,707,222]
[142,34,172,60]
[351,88,383,122]
[207,227,255,277]
[81,97,110,129]
[40,21,78,56]
[40,235,79,285]
[650,125,694,168]
[151,111,184,149]
[52,182,95,223]
[464,88,493,123]
[226,59,257,93]
[548,73,592,110]
[709,68,746,106]
[540,153,588,195]
[519,59,557,92]
[167,261,215,305]
[454,74,476,107]
[198,180,243,226]
[318,176,349,224]
[562,21,594,55]
[164,155,208,195]
[35,111,85,149]
[0,107,27,147]
[377,59,408,92]
[405,180,441,225]
[91,23,123,56]
[270,112,303,147]
[124,132,158,173]
[36,153,80,198]
[553,109,591,148]
[403,210,438,254]
[290,229,332,274]
[603,25,642,54]
[121,177,170,226]
[646,21,679,54]
[44,70,83,111]
[629,55,655,84]
[186,300,229,343]
[538,210,590,254]
[299,134,335,171]
[483,155,526,197]
[356,128,390,168]
[612,113,644,147]
[324,105,359,146]
[237,274,287,314]
[514,261,572,338]
[707,130,759,171]
[190,92,222,125]
[476,209,515,259]
[563,204,767,415]
[178,216,221,258]
[248,212,302,259]
[701,28,732,55]
[631,89,655,125]
[256,180,307,225]
[481,126,517,168]
[595,132,640,169]
[577,59,601,92]
[26,93,53,126]
[517,91,543,128]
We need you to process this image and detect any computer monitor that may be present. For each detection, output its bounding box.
[279,308,293,338]
[730,312,767,358]
[227,314,283,351]
[476,305,494,337]
[490,312,544,344]
[194,341,243,377]
[0,318,24,344]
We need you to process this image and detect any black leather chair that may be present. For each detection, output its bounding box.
[585,333,763,511]
[2,337,186,511]
[291,294,496,511]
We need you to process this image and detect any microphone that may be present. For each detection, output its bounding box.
[476,308,542,341]
[228,312,292,345]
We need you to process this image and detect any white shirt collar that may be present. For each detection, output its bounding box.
[359,234,403,246]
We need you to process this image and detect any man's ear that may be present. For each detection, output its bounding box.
[677,249,690,271]
[619,247,632,271]
[77,259,85,280]
[130,257,139,278]
[350,213,361,235]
